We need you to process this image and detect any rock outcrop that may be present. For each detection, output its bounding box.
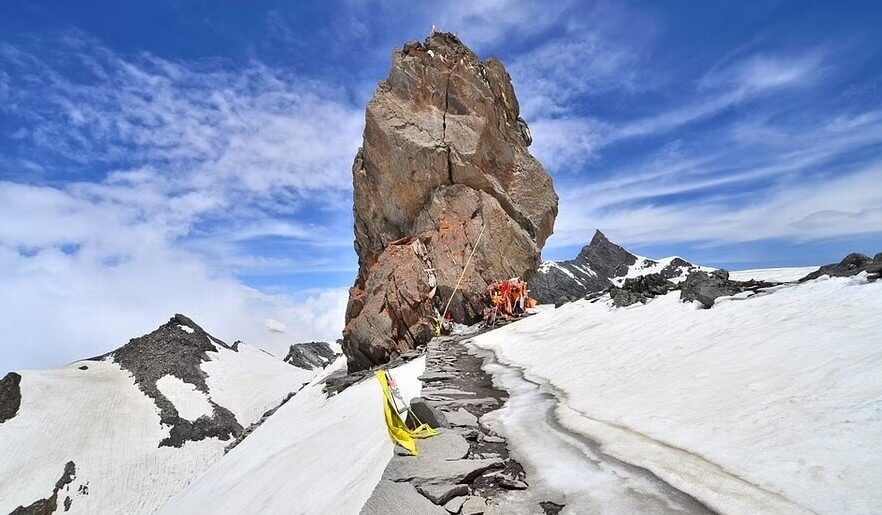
[343,33,558,372]
[800,252,882,282]
[93,314,243,447]
[283,342,338,370]
[609,273,677,307]
[0,372,22,425]
[679,270,777,308]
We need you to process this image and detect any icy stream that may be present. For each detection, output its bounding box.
[469,344,712,515]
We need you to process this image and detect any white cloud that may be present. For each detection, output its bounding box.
[0,181,349,373]
[550,156,882,250]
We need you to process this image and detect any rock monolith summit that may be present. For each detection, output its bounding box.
[342,33,558,372]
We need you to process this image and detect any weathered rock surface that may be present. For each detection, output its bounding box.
[283,341,338,370]
[383,456,503,485]
[343,33,558,372]
[417,483,470,505]
[361,480,447,515]
[800,252,882,282]
[0,372,22,424]
[529,230,638,305]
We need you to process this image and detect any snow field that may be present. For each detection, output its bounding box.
[473,272,882,513]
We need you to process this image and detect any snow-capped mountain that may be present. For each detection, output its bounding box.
[529,230,707,305]
[0,314,328,514]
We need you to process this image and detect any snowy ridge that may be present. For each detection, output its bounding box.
[474,271,882,513]
[612,255,713,286]
[0,317,320,514]
[530,230,710,304]
[159,356,426,514]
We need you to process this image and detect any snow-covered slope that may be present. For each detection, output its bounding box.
[728,266,819,282]
[530,230,706,304]
[474,271,882,513]
[159,356,426,515]
[0,315,321,514]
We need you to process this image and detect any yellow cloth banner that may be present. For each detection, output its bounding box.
[375,370,437,456]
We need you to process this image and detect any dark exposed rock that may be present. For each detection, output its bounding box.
[680,270,777,308]
[530,230,636,305]
[0,372,22,424]
[93,314,242,448]
[660,257,694,279]
[540,501,566,515]
[10,461,76,515]
[800,252,882,282]
[343,33,558,372]
[610,273,678,307]
[283,342,338,370]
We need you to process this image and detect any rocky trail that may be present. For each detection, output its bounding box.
[362,320,555,515]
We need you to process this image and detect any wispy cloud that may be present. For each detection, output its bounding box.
[0,35,362,371]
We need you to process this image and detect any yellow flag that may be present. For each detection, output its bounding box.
[375,370,437,456]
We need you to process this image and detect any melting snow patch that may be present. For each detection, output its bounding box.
[156,375,213,421]
[178,325,194,334]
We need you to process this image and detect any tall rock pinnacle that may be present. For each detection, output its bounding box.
[343,33,558,372]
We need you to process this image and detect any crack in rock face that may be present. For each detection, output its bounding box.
[344,32,558,372]
[92,314,243,448]
[0,372,22,425]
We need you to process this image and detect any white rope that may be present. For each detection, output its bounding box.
[441,222,486,321]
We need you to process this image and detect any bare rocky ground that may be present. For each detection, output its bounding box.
[362,319,564,515]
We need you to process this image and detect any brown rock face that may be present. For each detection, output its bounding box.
[343,33,558,372]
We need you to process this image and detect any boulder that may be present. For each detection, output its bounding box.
[0,372,22,425]
[343,33,558,372]
[410,397,450,429]
[679,270,777,308]
[283,342,338,370]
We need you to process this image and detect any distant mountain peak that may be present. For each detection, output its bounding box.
[530,230,703,305]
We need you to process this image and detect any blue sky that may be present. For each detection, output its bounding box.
[1,0,881,370]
